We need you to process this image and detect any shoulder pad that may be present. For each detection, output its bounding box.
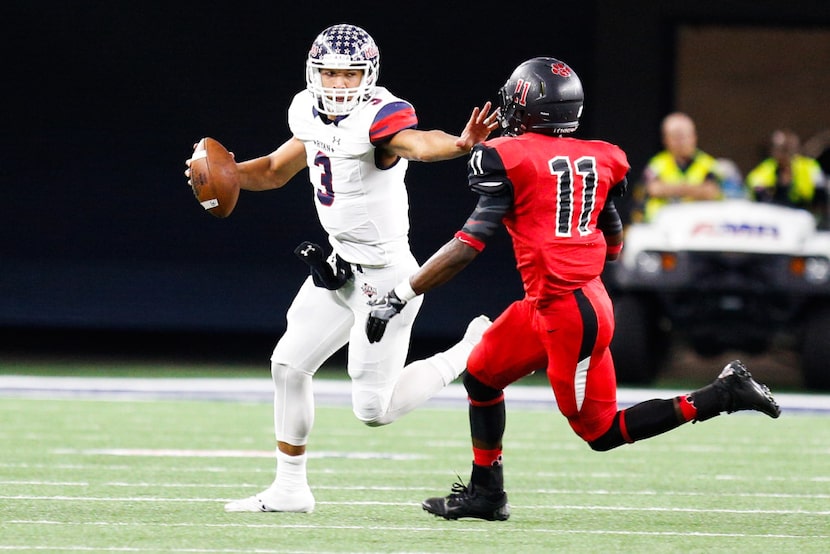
[468,144,511,196]
[370,101,418,143]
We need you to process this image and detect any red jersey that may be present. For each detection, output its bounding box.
[466,133,629,306]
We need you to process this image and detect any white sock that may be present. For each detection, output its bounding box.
[271,449,309,493]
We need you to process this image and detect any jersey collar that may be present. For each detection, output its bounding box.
[312,106,349,126]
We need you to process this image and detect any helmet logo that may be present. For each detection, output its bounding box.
[513,79,531,106]
[363,44,379,59]
[550,62,571,77]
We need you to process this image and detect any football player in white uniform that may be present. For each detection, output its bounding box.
[197,24,499,513]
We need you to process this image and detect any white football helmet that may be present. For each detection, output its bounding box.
[305,24,380,116]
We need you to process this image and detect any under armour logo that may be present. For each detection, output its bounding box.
[332,136,341,145]
[300,244,315,257]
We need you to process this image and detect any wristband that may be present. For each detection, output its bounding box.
[607,242,623,255]
[393,279,418,302]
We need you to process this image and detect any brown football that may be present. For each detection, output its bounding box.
[189,137,240,218]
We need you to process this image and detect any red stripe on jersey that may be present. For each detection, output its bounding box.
[369,105,417,142]
[455,230,486,252]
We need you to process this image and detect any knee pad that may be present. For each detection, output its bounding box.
[350,387,387,427]
[463,371,502,403]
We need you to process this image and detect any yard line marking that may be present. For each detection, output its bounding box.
[0,544,334,554]
[3,481,828,500]
[3,462,828,482]
[528,488,830,499]
[50,442,830,454]
[3,521,828,541]
[0,480,90,486]
[50,448,425,460]
[3,496,829,515]
[0,463,244,473]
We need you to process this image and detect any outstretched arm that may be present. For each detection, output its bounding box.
[384,102,499,162]
[366,181,512,343]
[365,237,480,343]
[409,237,480,295]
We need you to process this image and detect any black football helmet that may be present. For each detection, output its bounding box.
[498,57,584,136]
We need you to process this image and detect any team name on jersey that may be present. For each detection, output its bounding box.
[312,138,338,153]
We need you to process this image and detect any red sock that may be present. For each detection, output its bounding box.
[473,447,503,467]
[677,395,698,421]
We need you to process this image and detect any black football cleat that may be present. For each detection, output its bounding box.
[713,360,781,419]
[422,480,510,521]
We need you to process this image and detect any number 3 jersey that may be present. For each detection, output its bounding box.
[467,134,630,303]
[288,87,418,267]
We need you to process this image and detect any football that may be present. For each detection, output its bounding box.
[189,137,240,218]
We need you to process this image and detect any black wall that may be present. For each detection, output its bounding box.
[3,1,828,354]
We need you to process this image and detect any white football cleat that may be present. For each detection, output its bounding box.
[224,486,315,513]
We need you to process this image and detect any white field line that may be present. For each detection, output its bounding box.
[49,448,426,460]
[2,462,828,482]
[46,445,830,457]
[0,520,826,554]
[2,495,829,516]
[3,518,829,540]
[1,481,828,500]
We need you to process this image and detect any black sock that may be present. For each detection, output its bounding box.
[688,382,729,421]
[464,371,505,447]
[589,398,686,451]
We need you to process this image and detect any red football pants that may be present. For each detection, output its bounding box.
[466,276,619,442]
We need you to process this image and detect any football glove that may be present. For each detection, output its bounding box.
[294,241,352,290]
[365,290,407,343]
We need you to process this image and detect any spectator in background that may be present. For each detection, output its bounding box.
[747,129,827,227]
[631,112,723,222]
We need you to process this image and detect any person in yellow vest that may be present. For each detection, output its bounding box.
[746,129,827,226]
[633,112,723,222]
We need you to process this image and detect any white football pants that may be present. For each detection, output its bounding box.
[270,252,434,446]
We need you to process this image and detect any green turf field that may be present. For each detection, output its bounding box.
[1,389,827,553]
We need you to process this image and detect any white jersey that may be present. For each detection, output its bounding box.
[288,87,418,267]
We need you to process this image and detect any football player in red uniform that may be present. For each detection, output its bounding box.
[365,57,781,521]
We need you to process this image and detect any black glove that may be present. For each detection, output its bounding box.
[365,290,407,343]
[294,241,352,290]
